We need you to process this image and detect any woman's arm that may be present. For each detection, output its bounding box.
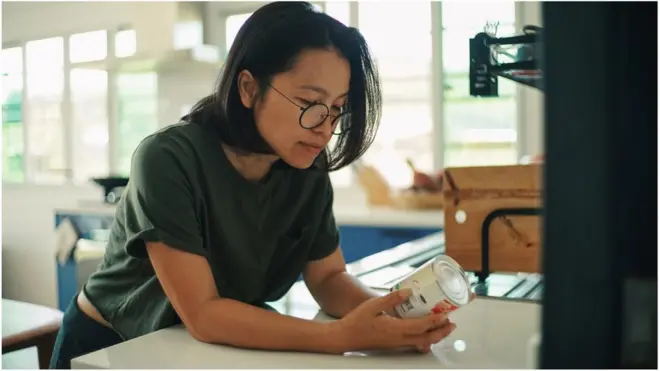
[303,247,383,319]
[147,241,343,353]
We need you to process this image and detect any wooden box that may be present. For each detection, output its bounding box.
[443,164,543,274]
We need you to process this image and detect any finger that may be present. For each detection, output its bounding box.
[422,322,457,345]
[416,344,432,354]
[398,312,450,335]
[362,289,412,315]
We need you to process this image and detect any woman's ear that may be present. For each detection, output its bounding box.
[237,70,258,108]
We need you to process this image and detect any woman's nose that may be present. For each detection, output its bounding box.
[311,116,334,138]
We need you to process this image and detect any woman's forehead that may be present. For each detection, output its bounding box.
[278,49,350,97]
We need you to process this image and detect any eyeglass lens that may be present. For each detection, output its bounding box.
[300,104,350,135]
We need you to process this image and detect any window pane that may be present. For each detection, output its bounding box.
[174,21,203,50]
[358,2,434,189]
[382,78,432,102]
[116,72,158,176]
[26,112,66,183]
[26,38,64,97]
[442,2,518,168]
[2,49,25,182]
[26,37,64,70]
[26,70,64,97]
[358,2,432,74]
[2,47,23,74]
[70,30,108,63]
[115,29,137,58]
[26,38,66,183]
[441,1,516,29]
[71,69,109,182]
[116,72,158,96]
[363,103,433,188]
[324,1,350,26]
[226,13,253,53]
[444,98,517,167]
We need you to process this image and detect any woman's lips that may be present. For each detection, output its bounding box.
[299,142,324,155]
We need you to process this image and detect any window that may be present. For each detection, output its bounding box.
[357,1,433,188]
[68,30,111,183]
[224,4,324,54]
[70,30,108,63]
[2,47,25,182]
[174,21,203,50]
[324,1,350,25]
[25,37,66,183]
[441,2,518,167]
[115,72,158,176]
[115,29,137,58]
[225,13,252,53]
[70,69,109,182]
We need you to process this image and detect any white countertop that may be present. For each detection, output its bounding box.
[56,201,444,229]
[71,298,540,369]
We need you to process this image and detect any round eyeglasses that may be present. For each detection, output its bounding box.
[269,85,351,135]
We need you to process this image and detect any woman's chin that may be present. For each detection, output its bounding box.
[281,156,318,169]
[279,146,324,169]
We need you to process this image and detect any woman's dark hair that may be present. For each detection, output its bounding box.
[184,1,382,171]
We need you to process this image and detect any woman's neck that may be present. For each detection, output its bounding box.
[222,144,279,182]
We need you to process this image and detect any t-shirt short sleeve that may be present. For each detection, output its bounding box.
[307,174,341,262]
[121,134,206,259]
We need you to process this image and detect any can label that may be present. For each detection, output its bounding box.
[390,255,473,319]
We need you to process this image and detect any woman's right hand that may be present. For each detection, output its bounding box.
[329,289,457,353]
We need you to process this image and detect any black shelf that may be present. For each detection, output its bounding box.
[469,26,543,97]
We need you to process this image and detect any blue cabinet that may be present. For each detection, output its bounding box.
[338,226,440,264]
[55,213,114,311]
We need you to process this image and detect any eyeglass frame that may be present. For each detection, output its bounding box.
[268,84,351,135]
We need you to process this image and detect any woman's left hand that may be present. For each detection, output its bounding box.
[410,299,463,354]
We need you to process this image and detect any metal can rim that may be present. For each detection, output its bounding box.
[432,255,472,306]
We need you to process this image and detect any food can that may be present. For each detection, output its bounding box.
[390,255,473,318]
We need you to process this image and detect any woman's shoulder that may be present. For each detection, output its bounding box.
[140,121,208,151]
[132,121,217,168]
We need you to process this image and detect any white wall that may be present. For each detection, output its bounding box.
[2,184,100,306]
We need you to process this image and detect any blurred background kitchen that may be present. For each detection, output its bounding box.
[2,1,547,368]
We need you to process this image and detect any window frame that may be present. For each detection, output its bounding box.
[2,2,541,187]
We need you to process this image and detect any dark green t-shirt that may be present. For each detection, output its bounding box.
[83,121,340,340]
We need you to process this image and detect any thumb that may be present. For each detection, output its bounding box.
[363,289,412,315]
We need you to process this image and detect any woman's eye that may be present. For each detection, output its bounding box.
[298,99,315,106]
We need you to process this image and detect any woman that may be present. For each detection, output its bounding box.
[50,2,456,368]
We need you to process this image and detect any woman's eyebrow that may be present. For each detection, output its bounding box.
[299,85,349,98]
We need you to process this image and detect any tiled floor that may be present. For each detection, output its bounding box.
[2,347,40,369]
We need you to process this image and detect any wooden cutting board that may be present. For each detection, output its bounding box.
[443,164,543,274]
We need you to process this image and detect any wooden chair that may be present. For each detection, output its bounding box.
[2,299,64,369]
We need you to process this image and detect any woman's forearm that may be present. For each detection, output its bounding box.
[190,297,342,353]
[312,272,380,318]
